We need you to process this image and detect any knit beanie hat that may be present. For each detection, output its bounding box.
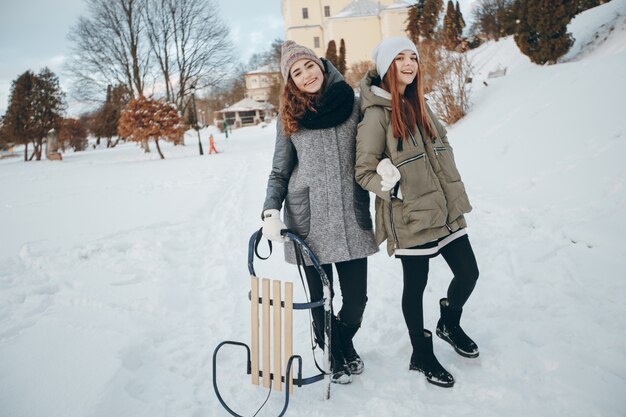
[280,40,324,81]
[372,37,419,81]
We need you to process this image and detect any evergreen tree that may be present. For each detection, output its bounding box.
[2,72,37,160]
[325,40,339,69]
[337,39,347,75]
[514,0,575,65]
[1,70,65,161]
[31,67,66,160]
[456,1,466,32]
[420,0,444,41]
[406,0,426,44]
[442,0,461,50]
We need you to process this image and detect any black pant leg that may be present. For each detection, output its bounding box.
[399,256,430,335]
[334,257,368,326]
[303,263,334,346]
[440,235,479,310]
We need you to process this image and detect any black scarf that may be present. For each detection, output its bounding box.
[299,80,355,130]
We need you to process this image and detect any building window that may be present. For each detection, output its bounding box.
[302,7,308,19]
[324,6,330,17]
[314,37,320,48]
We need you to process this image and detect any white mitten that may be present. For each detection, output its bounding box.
[376,158,401,192]
[262,209,289,243]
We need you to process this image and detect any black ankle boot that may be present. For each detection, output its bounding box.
[436,298,479,358]
[409,330,454,387]
[337,319,364,375]
[330,351,352,384]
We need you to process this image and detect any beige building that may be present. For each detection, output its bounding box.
[244,65,281,102]
[281,0,412,68]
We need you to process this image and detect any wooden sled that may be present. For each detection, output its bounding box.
[212,230,332,416]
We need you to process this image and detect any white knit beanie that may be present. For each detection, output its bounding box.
[372,37,419,81]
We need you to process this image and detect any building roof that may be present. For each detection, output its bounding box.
[219,97,276,113]
[247,64,279,75]
[331,0,410,19]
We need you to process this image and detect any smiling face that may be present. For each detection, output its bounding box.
[289,58,324,94]
[393,49,418,93]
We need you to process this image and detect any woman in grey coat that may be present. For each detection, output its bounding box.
[261,41,378,384]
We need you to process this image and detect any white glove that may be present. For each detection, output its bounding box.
[262,209,289,243]
[376,158,401,192]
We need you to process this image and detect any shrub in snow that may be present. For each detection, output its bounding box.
[118,96,184,159]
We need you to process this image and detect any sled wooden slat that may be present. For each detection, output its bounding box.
[251,276,259,386]
[273,281,282,391]
[262,278,271,388]
[284,282,294,394]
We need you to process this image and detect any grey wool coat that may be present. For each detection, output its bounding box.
[263,62,379,266]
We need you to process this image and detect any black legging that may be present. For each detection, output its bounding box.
[303,257,368,359]
[400,235,479,335]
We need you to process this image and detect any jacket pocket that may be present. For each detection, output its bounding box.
[433,143,462,183]
[284,187,311,239]
[353,182,373,230]
[400,191,448,230]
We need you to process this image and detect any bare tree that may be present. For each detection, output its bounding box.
[345,60,374,91]
[66,0,151,102]
[143,0,234,114]
[428,48,473,124]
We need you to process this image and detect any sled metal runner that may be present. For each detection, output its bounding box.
[212,230,332,416]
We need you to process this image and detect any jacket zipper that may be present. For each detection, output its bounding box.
[396,152,425,168]
[433,146,446,156]
[407,128,418,147]
[389,200,399,249]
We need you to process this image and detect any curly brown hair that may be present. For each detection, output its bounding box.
[279,77,323,136]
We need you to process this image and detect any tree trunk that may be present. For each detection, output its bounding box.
[141,140,150,153]
[154,138,165,159]
[24,142,29,161]
[36,138,43,160]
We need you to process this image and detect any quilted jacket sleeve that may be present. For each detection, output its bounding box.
[355,106,392,202]
[262,120,297,217]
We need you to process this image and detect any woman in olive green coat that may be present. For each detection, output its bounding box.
[355,37,480,388]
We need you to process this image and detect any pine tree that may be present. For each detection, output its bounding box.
[325,40,339,69]
[455,1,465,33]
[31,67,66,160]
[442,0,460,50]
[337,39,347,75]
[406,0,426,44]
[514,0,575,65]
[2,71,39,161]
[420,0,444,41]
[118,96,184,159]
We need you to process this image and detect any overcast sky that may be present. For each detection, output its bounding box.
[0,0,283,116]
[0,0,476,117]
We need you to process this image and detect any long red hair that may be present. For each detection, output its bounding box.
[381,61,437,140]
[279,77,322,136]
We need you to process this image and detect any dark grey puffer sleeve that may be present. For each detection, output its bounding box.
[262,120,297,217]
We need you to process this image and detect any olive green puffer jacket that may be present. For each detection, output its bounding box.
[355,69,472,256]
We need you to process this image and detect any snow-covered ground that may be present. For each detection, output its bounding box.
[2,2,626,416]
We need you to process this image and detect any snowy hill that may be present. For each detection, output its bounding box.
[1,2,625,416]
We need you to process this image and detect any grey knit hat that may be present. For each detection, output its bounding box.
[372,37,419,81]
[280,40,324,81]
